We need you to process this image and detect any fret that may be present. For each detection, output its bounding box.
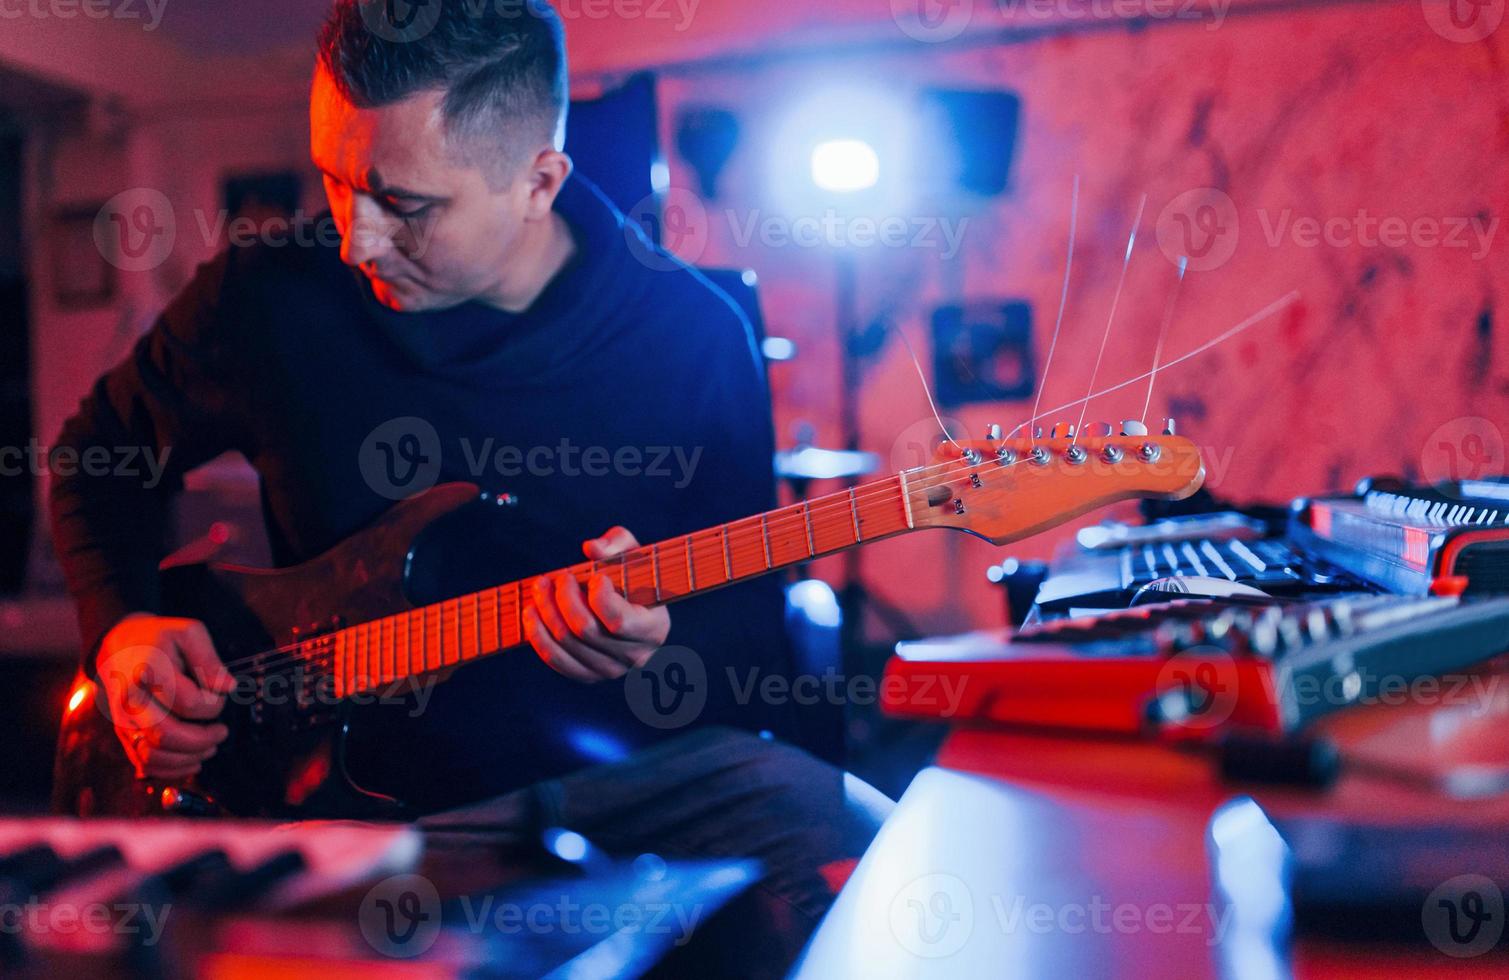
[760,514,773,568]
[424,602,437,672]
[392,615,401,681]
[802,502,815,557]
[898,470,915,529]
[722,525,733,581]
[355,622,366,692]
[772,504,820,564]
[855,477,912,539]
[385,618,393,682]
[619,556,629,596]
[483,589,499,653]
[449,599,461,666]
[466,593,480,660]
[378,616,390,686]
[400,609,411,680]
[337,630,349,699]
[685,535,696,591]
[515,582,525,649]
[726,519,760,580]
[651,544,662,602]
[849,488,863,542]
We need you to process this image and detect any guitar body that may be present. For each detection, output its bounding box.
[54,483,487,820]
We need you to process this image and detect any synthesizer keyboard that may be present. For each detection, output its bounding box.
[1034,515,1364,611]
[882,593,1509,736]
[1291,481,1509,596]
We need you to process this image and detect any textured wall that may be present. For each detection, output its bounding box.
[646,0,1509,637]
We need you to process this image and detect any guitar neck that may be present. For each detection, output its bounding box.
[327,475,918,698]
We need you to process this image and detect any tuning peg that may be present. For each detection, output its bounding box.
[1163,418,1177,436]
[1120,420,1149,437]
[1051,422,1075,440]
[1084,421,1114,438]
[985,423,1002,441]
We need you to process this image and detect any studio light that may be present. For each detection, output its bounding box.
[810,139,880,194]
[766,85,912,214]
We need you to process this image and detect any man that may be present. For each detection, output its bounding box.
[50,0,889,969]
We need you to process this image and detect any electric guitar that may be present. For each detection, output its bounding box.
[53,423,1205,819]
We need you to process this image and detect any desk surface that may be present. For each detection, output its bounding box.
[796,656,1509,978]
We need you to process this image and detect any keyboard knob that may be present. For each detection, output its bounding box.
[1247,608,1284,658]
[1305,609,1331,644]
[1121,420,1149,437]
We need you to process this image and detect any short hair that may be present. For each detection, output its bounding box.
[317,0,568,175]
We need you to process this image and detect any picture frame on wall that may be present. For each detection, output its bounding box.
[49,206,115,310]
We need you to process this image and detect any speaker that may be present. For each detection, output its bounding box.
[920,88,1021,198]
[565,73,661,227]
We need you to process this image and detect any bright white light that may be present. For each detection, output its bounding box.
[811,139,880,193]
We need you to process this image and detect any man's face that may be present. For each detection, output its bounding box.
[310,65,541,313]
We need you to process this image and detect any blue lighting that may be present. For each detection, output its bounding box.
[545,828,590,863]
[811,139,880,193]
[567,726,630,763]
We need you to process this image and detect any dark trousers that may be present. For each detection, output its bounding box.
[419,726,893,976]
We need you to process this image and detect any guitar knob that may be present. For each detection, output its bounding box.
[1163,418,1177,436]
[985,423,1002,441]
[1051,422,1075,440]
[1120,420,1149,437]
[160,786,219,817]
[1084,421,1114,438]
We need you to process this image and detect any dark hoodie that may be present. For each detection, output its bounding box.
[49,175,796,810]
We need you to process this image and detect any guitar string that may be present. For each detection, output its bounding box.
[210,289,1301,686]
[1141,255,1188,426]
[1028,173,1080,445]
[1072,193,1145,445]
[1004,289,1299,439]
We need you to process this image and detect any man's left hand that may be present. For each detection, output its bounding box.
[525,526,671,683]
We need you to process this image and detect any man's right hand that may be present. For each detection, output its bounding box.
[95,613,236,780]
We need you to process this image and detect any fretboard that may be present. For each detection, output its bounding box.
[323,475,916,698]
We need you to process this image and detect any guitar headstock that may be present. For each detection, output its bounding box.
[904,420,1206,544]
